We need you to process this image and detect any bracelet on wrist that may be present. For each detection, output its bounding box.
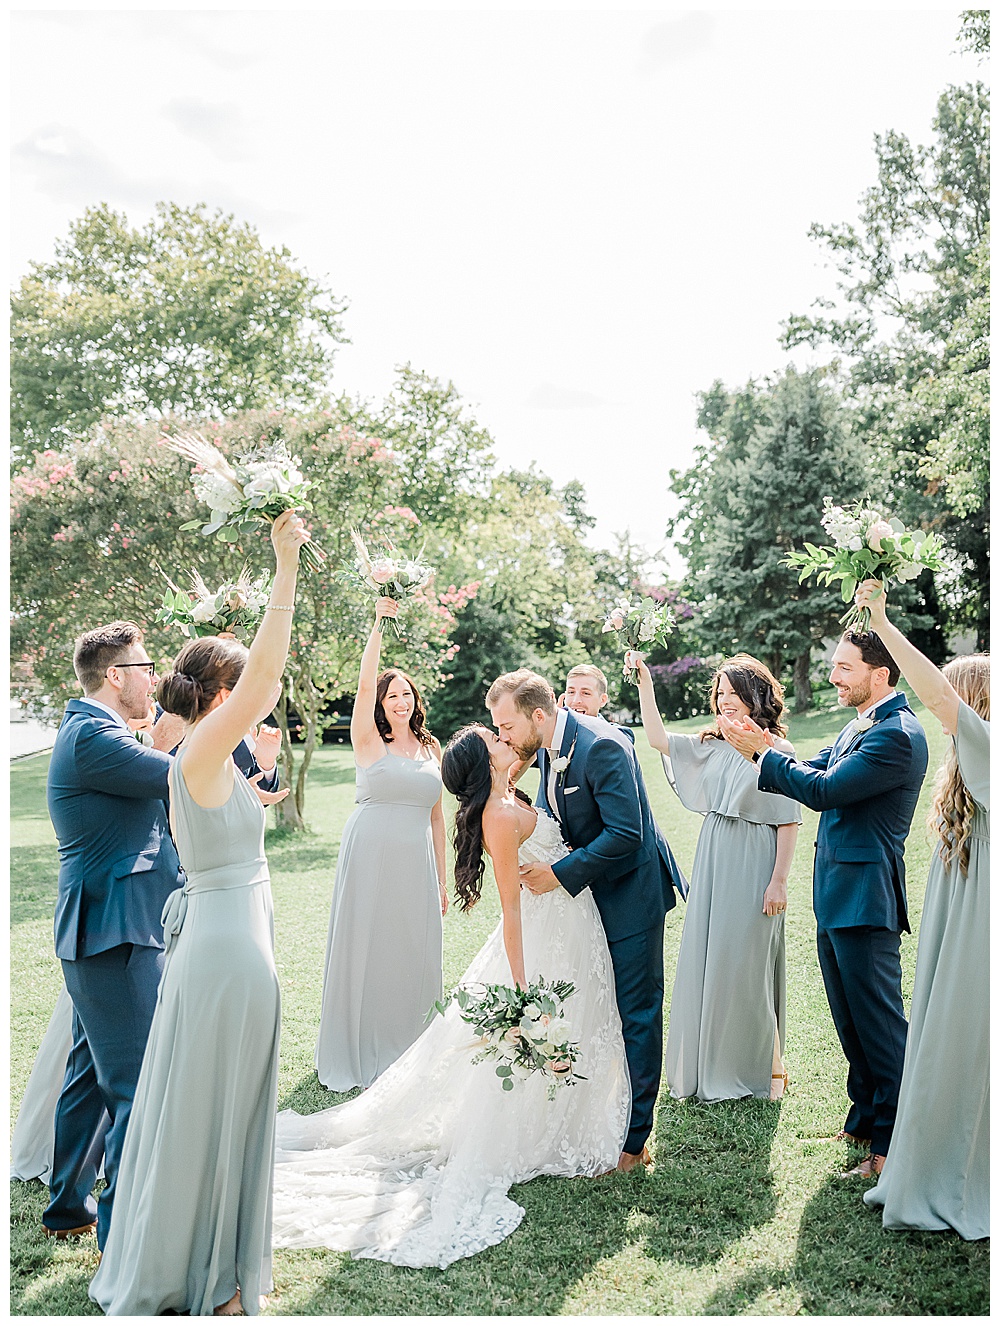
[266,604,295,612]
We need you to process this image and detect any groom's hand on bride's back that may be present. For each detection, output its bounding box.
[519,861,559,894]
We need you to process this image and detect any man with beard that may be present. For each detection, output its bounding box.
[43,622,183,1247]
[720,630,927,1181]
[487,669,684,1172]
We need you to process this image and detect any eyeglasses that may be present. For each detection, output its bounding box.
[108,662,156,677]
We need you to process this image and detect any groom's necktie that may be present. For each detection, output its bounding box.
[546,750,561,821]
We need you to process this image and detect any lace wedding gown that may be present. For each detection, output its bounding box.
[272,810,630,1268]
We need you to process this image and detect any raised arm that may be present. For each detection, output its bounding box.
[184,510,307,784]
[349,597,398,764]
[856,579,962,734]
[632,655,670,754]
[755,724,915,811]
[482,804,526,988]
[429,738,448,916]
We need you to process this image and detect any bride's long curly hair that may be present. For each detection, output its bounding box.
[929,655,990,876]
[441,725,530,913]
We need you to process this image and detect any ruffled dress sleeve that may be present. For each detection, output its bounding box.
[662,733,802,826]
[955,701,990,812]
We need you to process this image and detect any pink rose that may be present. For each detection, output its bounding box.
[503,1027,522,1044]
[370,559,396,585]
[867,520,894,552]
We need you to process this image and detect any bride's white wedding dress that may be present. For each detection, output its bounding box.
[272,809,630,1268]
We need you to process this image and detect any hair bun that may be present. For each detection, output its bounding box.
[155,670,204,723]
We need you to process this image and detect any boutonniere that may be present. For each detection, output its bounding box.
[552,737,577,784]
[851,716,875,735]
[134,729,154,748]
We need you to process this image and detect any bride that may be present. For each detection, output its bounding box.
[271,723,630,1269]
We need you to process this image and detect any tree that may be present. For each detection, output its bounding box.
[11,203,346,462]
[668,370,870,712]
[9,409,475,828]
[782,62,990,647]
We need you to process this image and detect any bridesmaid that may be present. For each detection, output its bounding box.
[632,652,801,1102]
[90,509,308,1315]
[315,596,448,1091]
[857,580,989,1240]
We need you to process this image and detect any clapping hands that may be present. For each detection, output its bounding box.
[717,712,774,762]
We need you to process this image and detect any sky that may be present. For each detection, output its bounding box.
[9,6,981,576]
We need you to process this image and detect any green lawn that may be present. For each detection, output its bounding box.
[9,700,989,1315]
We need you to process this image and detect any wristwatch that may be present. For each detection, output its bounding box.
[751,749,763,764]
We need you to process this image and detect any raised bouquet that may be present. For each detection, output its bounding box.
[433,977,584,1100]
[169,432,326,573]
[783,497,948,632]
[602,596,677,684]
[349,529,433,636]
[155,564,271,642]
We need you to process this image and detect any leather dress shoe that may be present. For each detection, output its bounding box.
[830,1130,871,1148]
[839,1153,885,1179]
[43,1221,97,1240]
[617,1145,654,1173]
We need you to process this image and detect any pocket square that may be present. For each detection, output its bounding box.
[563,786,580,795]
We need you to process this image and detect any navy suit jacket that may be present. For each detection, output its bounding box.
[48,700,184,961]
[536,710,683,942]
[757,693,928,932]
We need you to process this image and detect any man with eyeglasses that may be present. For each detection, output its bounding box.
[42,622,183,1249]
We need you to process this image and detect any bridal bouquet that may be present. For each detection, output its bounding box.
[783,497,948,632]
[349,529,433,637]
[434,978,584,1100]
[602,597,677,684]
[154,564,272,641]
[170,432,326,573]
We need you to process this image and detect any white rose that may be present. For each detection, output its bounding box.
[191,598,217,623]
[896,562,922,582]
[848,536,863,551]
[193,472,241,515]
[638,617,657,643]
[522,1002,541,1021]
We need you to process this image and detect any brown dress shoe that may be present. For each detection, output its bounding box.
[839,1153,886,1179]
[616,1145,653,1173]
[832,1130,872,1148]
[43,1221,97,1239]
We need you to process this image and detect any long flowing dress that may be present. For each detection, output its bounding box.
[865,701,989,1239]
[10,985,77,1183]
[89,757,281,1315]
[662,734,802,1102]
[271,809,630,1269]
[315,749,444,1090]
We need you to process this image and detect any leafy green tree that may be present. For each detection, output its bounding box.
[669,370,871,712]
[783,63,989,646]
[959,9,989,56]
[11,203,346,462]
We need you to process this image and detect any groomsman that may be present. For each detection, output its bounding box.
[43,623,183,1247]
[721,630,927,1179]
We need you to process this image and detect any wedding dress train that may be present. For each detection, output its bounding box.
[272,810,629,1268]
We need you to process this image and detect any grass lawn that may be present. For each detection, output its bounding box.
[9,699,989,1315]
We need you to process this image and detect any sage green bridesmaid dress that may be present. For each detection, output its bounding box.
[662,734,801,1102]
[90,755,281,1315]
[314,749,443,1091]
[865,701,989,1239]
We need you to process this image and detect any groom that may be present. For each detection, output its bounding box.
[487,669,683,1171]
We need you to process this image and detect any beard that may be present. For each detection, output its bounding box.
[837,678,873,709]
[512,729,544,762]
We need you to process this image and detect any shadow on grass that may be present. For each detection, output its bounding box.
[9,1180,101,1316]
[276,1094,784,1315]
[278,1071,361,1116]
[791,1174,989,1315]
[11,848,60,924]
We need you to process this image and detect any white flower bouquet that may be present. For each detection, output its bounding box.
[433,977,584,1100]
[783,497,948,632]
[602,596,677,684]
[349,529,433,636]
[170,432,326,573]
[154,564,272,641]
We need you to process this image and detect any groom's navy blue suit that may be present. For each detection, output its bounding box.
[45,698,183,1246]
[535,709,684,1155]
[756,692,927,1154]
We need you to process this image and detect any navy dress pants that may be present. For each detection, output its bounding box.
[46,943,163,1248]
[607,919,665,1156]
[817,925,908,1156]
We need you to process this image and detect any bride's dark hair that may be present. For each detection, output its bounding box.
[441,724,530,913]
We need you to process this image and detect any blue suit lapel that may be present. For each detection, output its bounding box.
[831,694,910,767]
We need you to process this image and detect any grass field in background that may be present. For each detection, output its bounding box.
[9,698,989,1314]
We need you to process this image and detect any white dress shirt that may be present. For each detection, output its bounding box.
[78,697,130,731]
[546,706,570,819]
